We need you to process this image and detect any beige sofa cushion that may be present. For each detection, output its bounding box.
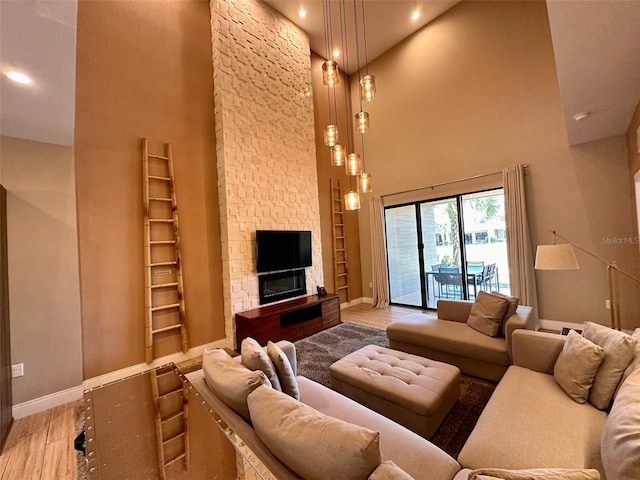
[202,347,271,421]
[613,327,640,400]
[267,341,300,400]
[491,291,519,337]
[601,368,640,480]
[387,315,510,366]
[553,331,604,404]
[467,291,509,337]
[582,322,637,410]
[241,337,282,391]
[468,468,600,480]
[458,366,607,475]
[298,376,461,480]
[369,461,415,479]
[247,385,381,480]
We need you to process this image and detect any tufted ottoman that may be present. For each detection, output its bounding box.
[329,344,460,439]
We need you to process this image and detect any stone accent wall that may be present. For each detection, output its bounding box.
[210,0,323,345]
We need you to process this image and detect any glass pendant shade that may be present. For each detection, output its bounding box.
[355,112,370,133]
[360,74,376,101]
[346,153,362,176]
[322,61,339,87]
[324,124,339,147]
[345,191,361,211]
[331,144,346,166]
[357,172,373,193]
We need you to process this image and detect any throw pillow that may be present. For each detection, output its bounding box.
[467,291,509,337]
[266,341,300,400]
[468,468,600,480]
[247,385,381,480]
[613,327,640,399]
[601,368,640,480]
[241,337,282,391]
[202,347,271,421]
[368,461,415,480]
[553,330,604,404]
[582,321,637,410]
[491,291,520,336]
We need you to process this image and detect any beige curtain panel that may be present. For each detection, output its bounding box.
[370,196,390,308]
[502,165,538,315]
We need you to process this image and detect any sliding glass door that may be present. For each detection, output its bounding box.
[385,188,509,309]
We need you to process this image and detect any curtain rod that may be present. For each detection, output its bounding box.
[381,164,529,199]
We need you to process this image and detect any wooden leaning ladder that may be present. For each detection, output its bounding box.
[143,139,188,363]
[150,366,190,478]
[330,179,350,302]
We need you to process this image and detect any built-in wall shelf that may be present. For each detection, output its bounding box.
[234,294,341,349]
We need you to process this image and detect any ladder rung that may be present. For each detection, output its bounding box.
[335,224,344,227]
[161,411,185,424]
[149,219,175,223]
[336,248,346,252]
[338,285,349,290]
[336,261,347,264]
[149,197,172,202]
[150,261,177,267]
[148,175,171,181]
[151,304,180,313]
[152,323,182,334]
[336,236,345,239]
[148,154,169,160]
[150,241,176,245]
[337,273,348,277]
[151,282,179,289]
[159,388,183,400]
[162,431,186,446]
[164,452,186,467]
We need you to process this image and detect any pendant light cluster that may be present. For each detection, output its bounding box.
[321,0,376,211]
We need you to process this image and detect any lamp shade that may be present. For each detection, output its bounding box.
[534,244,580,270]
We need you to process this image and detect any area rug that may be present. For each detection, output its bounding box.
[294,322,496,459]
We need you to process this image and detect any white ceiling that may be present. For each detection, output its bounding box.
[0,0,77,147]
[263,0,460,75]
[546,0,640,146]
[1,1,639,148]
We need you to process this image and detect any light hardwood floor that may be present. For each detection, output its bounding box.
[0,302,428,479]
[0,400,81,480]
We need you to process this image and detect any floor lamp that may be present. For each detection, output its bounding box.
[534,229,640,331]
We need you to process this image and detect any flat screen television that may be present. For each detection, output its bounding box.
[256,230,312,274]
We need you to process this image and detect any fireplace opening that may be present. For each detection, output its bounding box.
[258,269,306,305]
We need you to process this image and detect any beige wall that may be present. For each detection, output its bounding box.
[353,1,639,328]
[311,53,363,303]
[75,0,224,378]
[627,100,640,278]
[0,136,83,404]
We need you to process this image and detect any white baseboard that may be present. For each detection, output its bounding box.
[13,385,85,419]
[12,339,227,418]
[83,339,227,390]
[340,297,373,309]
[537,318,582,332]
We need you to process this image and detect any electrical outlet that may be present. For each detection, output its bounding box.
[11,363,24,378]
[605,300,611,310]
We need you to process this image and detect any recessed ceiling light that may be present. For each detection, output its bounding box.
[333,49,340,58]
[572,112,591,121]
[6,71,32,85]
[411,10,420,21]
[298,8,306,18]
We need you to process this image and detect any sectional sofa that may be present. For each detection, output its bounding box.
[386,297,535,381]
[186,321,640,480]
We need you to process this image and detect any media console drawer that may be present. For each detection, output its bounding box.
[234,294,341,348]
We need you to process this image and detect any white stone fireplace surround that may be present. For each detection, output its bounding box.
[210,0,324,347]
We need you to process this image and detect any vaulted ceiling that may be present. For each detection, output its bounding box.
[1,0,639,148]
